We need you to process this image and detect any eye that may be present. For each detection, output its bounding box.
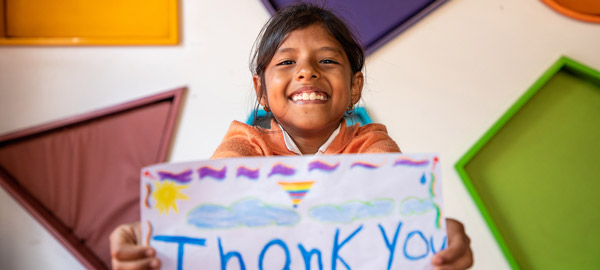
[320,59,339,64]
[277,60,295,66]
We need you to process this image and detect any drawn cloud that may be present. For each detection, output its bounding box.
[187,198,299,229]
[400,197,435,216]
[309,199,394,224]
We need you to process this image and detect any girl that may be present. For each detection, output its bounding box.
[111,4,473,270]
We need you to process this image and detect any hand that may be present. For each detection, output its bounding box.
[110,221,161,270]
[432,218,473,270]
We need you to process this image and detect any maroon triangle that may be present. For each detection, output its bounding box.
[0,87,184,269]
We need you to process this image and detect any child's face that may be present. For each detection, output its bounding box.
[254,24,363,136]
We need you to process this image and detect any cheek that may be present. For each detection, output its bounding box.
[265,71,290,96]
[333,72,354,99]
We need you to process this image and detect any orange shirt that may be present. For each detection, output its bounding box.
[211,120,400,159]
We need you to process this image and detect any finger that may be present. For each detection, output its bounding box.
[451,246,473,270]
[433,248,473,270]
[110,225,137,249]
[432,266,454,270]
[132,221,143,245]
[112,244,155,261]
[110,222,150,260]
[112,257,161,270]
[433,220,473,269]
[432,223,468,265]
[433,236,467,265]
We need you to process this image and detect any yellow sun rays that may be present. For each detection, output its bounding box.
[152,181,189,215]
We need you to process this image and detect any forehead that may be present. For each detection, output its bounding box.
[276,24,344,53]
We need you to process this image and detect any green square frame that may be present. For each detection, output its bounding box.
[455,56,600,269]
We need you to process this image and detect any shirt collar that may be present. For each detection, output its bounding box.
[277,123,342,155]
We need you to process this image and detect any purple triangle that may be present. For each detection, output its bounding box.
[261,0,448,55]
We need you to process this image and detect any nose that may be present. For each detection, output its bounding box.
[296,62,320,81]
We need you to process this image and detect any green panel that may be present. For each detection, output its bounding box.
[456,57,600,269]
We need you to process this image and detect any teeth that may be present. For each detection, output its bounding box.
[291,92,327,101]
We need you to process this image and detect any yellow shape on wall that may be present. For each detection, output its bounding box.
[0,0,178,45]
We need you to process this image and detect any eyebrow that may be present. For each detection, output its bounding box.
[318,46,343,55]
[276,47,297,54]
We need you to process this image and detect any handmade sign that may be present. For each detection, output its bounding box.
[141,153,446,270]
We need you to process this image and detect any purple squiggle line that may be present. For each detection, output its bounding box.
[158,169,193,183]
[198,166,226,181]
[393,159,430,167]
[236,166,259,180]
[308,160,340,172]
[350,162,379,169]
[268,164,296,177]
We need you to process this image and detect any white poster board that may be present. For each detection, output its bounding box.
[141,153,446,269]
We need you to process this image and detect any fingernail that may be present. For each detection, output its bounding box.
[146,249,154,257]
[150,259,159,267]
[432,256,443,265]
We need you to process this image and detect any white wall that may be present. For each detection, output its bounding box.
[0,0,598,269]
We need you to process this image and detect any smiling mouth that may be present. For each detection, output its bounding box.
[289,88,329,103]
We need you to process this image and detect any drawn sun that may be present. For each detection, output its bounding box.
[152,181,189,215]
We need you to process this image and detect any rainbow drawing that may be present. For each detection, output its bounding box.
[429,172,437,198]
[350,161,382,169]
[236,166,259,180]
[268,163,296,177]
[308,160,340,172]
[198,166,226,181]
[393,157,430,167]
[158,169,193,183]
[277,181,315,208]
[429,172,441,229]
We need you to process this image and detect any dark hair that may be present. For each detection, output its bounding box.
[250,3,365,127]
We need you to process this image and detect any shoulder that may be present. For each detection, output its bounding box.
[210,121,266,159]
[355,122,390,134]
[342,122,401,153]
[223,120,264,137]
[211,120,292,159]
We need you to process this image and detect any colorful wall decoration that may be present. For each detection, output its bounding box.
[142,153,446,269]
[456,56,600,269]
[0,0,179,45]
[261,0,449,55]
[0,88,184,270]
[542,0,600,23]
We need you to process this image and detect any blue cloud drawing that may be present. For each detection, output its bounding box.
[309,199,394,224]
[400,197,435,216]
[187,198,299,229]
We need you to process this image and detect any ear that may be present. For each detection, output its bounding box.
[350,71,363,105]
[253,74,268,107]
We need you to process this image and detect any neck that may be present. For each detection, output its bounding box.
[282,122,341,155]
